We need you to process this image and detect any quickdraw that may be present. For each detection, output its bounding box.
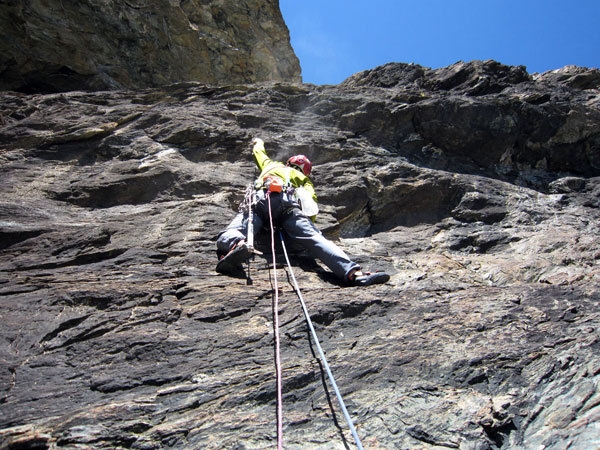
[243,184,257,285]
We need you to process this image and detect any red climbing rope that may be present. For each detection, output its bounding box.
[266,192,284,450]
[264,191,364,449]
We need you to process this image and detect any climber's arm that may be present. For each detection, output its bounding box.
[251,138,271,171]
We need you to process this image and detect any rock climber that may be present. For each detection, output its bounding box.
[215,138,390,286]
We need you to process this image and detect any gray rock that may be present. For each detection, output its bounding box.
[548,176,586,193]
[0,0,301,92]
[0,62,599,449]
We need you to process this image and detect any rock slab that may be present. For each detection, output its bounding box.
[0,61,599,449]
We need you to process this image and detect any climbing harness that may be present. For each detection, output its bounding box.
[263,190,364,450]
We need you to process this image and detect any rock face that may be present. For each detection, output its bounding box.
[0,0,301,93]
[1,60,600,449]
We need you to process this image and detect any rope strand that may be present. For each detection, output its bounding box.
[263,191,363,449]
[266,193,284,450]
[278,230,365,450]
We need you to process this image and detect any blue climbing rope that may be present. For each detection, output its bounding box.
[263,190,364,449]
[278,230,365,450]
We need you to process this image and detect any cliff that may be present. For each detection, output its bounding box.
[1,60,599,449]
[0,0,301,92]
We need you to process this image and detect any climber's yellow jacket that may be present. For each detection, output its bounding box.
[252,139,317,204]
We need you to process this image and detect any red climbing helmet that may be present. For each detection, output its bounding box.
[286,155,312,176]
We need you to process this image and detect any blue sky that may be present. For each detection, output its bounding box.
[280,0,600,85]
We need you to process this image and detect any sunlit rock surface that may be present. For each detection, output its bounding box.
[0,0,301,92]
[1,61,599,449]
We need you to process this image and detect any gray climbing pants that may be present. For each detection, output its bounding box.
[216,189,360,280]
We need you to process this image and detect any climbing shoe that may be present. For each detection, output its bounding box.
[216,241,251,275]
[350,271,390,286]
